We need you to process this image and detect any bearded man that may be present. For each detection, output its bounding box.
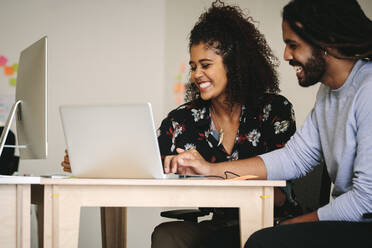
[169,0,372,247]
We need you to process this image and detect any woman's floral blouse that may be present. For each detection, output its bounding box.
[158,94,295,163]
[157,94,299,219]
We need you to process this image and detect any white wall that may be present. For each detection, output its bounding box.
[1,0,167,247]
[0,0,371,247]
[164,0,372,126]
[12,0,166,176]
[164,0,312,123]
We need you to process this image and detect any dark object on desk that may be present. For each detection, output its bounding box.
[0,127,19,175]
[160,161,332,223]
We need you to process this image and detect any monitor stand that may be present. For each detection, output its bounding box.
[0,100,27,156]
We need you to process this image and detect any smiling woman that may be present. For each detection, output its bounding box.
[189,43,228,104]
[152,1,301,248]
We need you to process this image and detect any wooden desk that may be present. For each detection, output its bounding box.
[0,176,41,248]
[37,178,285,248]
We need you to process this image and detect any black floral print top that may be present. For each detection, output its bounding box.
[158,94,295,163]
[157,94,299,219]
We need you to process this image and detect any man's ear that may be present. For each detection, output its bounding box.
[323,47,344,60]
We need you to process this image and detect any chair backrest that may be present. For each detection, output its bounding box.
[292,161,331,213]
[0,127,19,175]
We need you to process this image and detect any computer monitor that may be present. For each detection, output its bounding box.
[0,36,48,159]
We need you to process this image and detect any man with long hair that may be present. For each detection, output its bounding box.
[171,0,372,247]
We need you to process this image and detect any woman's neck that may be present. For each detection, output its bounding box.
[210,99,241,121]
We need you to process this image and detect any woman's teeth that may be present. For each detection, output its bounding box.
[200,82,211,89]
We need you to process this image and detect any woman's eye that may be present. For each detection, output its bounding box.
[190,66,196,71]
[289,44,297,50]
[201,64,210,69]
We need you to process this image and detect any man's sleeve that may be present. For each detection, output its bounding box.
[259,109,323,180]
[318,75,372,221]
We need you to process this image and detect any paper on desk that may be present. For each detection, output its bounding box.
[227,175,259,180]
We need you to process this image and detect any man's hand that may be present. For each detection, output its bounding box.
[280,211,319,225]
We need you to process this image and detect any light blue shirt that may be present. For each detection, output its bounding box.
[260,60,372,222]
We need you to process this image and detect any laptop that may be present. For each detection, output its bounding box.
[60,103,179,179]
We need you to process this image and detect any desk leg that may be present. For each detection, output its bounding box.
[0,185,17,247]
[43,185,53,248]
[100,207,127,248]
[16,184,31,248]
[31,184,45,248]
[32,184,53,248]
[52,187,81,248]
[261,187,274,227]
[0,185,30,248]
[239,187,274,248]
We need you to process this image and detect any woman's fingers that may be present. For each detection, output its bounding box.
[61,149,71,172]
[164,155,176,173]
[176,148,185,153]
[170,155,180,174]
[163,156,171,173]
[176,149,211,175]
[164,149,208,175]
[61,161,71,172]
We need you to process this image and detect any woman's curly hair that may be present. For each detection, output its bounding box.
[185,1,280,110]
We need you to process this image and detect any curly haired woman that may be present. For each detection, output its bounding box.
[152,1,301,247]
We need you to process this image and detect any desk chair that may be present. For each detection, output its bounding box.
[363,213,372,219]
[160,161,331,223]
[161,208,213,222]
[292,161,331,213]
[0,127,19,175]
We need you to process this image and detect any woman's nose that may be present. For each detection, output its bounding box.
[283,46,293,61]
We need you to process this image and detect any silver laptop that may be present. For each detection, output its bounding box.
[60,103,176,179]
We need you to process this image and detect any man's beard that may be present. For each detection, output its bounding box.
[290,48,326,87]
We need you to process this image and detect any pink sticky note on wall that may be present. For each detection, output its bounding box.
[0,56,8,66]
[179,63,185,73]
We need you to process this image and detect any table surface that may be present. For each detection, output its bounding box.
[0,175,41,184]
[0,175,286,187]
[39,177,285,248]
[0,175,286,248]
[39,177,286,186]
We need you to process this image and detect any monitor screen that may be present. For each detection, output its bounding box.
[16,36,48,159]
[0,36,48,159]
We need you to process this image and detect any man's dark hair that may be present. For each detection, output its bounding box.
[185,1,280,109]
[282,0,372,60]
